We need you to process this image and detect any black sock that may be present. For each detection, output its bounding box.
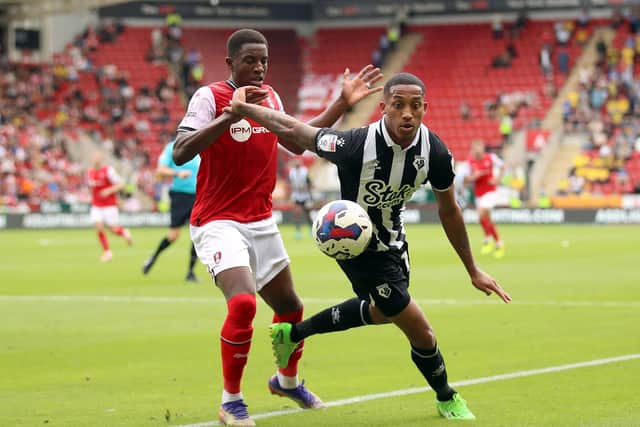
[153,237,172,258]
[411,344,456,402]
[290,298,373,342]
[188,244,197,274]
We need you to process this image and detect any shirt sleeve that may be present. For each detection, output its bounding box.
[490,152,504,168]
[427,131,455,191]
[273,90,285,113]
[178,86,216,132]
[158,143,173,168]
[315,126,368,166]
[106,166,122,185]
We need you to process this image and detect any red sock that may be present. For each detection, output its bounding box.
[98,230,109,251]
[220,294,256,394]
[273,308,304,377]
[479,216,492,239]
[111,226,125,236]
[488,222,500,242]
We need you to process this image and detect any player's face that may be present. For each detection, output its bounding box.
[92,151,104,167]
[471,141,485,158]
[227,43,268,87]
[381,84,427,147]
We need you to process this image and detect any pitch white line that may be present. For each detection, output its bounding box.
[174,353,640,427]
[1,295,640,308]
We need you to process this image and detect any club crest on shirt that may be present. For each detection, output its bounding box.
[317,134,338,152]
[376,283,392,299]
[413,156,426,171]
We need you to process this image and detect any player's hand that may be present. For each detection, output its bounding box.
[225,87,269,120]
[470,269,512,303]
[340,64,383,106]
[99,188,111,198]
[177,170,191,179]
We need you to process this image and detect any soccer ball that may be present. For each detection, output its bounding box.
[313,200,373,260]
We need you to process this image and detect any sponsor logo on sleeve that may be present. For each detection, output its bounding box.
[317,134,338,152]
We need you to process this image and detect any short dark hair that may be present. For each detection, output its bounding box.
[383,72,426,96]
[227,29,268,58]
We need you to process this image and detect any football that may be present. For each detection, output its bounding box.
[313,200,373,260]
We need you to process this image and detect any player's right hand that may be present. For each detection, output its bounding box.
[177,170,191,179]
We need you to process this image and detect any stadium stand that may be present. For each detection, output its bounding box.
[4,8,640,215]
[556,18,640,196]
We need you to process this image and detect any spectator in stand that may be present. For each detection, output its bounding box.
[460,101,472,120]
[492,14,503,39]
[539,45,553,78]
[557,47,570,75]
[554,21,572,46]
[491,51,512,68]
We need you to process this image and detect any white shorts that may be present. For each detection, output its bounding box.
[90,205,120,226]
[190,216,290,291]
[475,191,498,210]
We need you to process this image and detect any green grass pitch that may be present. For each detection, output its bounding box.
[1,224,639,426]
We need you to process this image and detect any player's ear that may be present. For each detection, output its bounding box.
[225,56,233,70]
[379,100,386,114]
[424,101,429,111]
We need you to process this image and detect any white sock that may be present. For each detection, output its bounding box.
[276,372,299,389]
[221,390,243,404]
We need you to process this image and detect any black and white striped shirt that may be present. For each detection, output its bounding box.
[315,119,455,252]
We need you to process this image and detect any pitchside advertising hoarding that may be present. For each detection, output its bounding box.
[98,0,629,21]
[2,208,640,229]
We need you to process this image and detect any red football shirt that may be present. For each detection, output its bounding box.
[468,153,503,197]
[87,165,120,207]
[178,81,285,226]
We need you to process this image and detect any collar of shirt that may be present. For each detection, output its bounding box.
[379,118,422,151]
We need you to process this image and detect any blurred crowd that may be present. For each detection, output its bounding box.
[0,62,88,212]
[559,11,640,196]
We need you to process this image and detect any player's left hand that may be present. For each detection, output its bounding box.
[340,64,383,106]
[470,269,512,303]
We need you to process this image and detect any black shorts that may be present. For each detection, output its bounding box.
[169,191,195,228]
[337,247,411,317]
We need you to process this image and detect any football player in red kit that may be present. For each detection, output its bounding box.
[466,140,505,258]
[86,151,132,261]
[172,28,383,426]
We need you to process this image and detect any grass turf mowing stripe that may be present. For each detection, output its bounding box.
[174,353,640,427]
[1,295,640,308]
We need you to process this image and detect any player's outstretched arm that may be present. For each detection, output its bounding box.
[173,90,269,165]
[307,64,383,128]
[434,187,512,303]
[228,87,320,152]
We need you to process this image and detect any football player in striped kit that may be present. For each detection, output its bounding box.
[228,72,511,421]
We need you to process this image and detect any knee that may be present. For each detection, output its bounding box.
[368,304,391,325]
[414,326,437,349]
[168,229,179,241]
[275,295,303,315]
[227,293,257,323]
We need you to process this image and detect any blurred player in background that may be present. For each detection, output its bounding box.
[142,139,200,282]
[287,158,313,240]
[86,151,132,262]
[171,28,383,426]
[227,72,511,422]
[465,140,506,259]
